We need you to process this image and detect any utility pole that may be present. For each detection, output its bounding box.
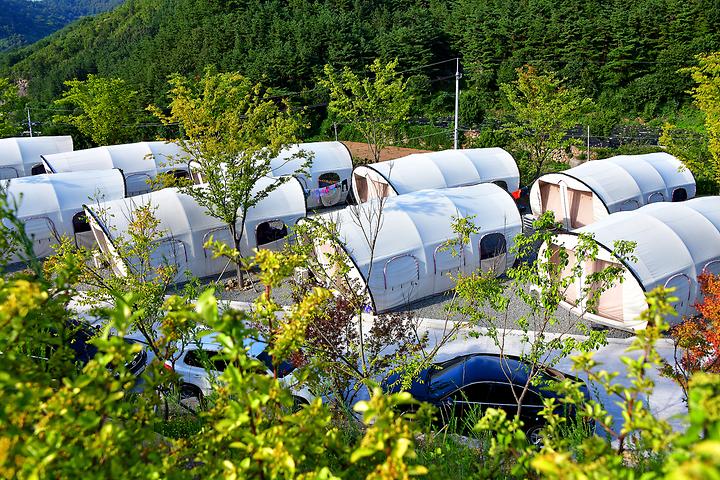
[586,125,590,162]
[453,58,462,150]
[26,107,33,137]
[333,122,338,142]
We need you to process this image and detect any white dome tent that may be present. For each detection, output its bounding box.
[307,183,522,312]
[544,197,720,331]
[42,141,190,196]
[0,136,73,180]
[351,148,520,204]
[529,153,696,230]
[84,177,306,280]
[270,141,353,209]
[3,169,126,260]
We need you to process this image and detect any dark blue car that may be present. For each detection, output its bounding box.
[385,353,591,444]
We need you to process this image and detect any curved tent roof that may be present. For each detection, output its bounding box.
[351,148,519,203]
[85,177,306,280]
[550,197,720,330]
[530,153,696,229]
[42,141,190,196]
[3,169,126,259]
[270,141,353,208]
[310,183,522,312]
[0,136,73,179]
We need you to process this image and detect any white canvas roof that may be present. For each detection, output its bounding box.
[42,141,190,196]
[530,153,696,229]
[310,183,522,312]
[85,177,306,280]
[3,169,125,259]
[351,147,520,203]
[0,136,73,179]
[270,141,353,208]
[550,197,720,330]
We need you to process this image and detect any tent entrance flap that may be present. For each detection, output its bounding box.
[354,172,369,203]
[539,181,563,223]
[587,258,625,322]
[566,188,594,228]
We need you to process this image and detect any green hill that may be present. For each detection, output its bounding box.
[2,0,719,124]
[0,0,123,51]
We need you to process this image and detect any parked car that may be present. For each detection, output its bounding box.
[384,353,591,444]
[32,320,148,378]
[166,333,314,405]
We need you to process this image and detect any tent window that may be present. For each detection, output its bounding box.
[620,199,640,211]
[672,188,687,202]
[480,233,506,260]
[167,169,189,180]
[648,192,665,203]
[433,242,463,275]
[72,212,91,234]
[319,172,341,188]
[383,254,420,290]
[493,180,508,191]
[256,220,288,246]
[31,164,46,175]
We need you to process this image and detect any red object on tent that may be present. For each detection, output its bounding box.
[511,189,521,200]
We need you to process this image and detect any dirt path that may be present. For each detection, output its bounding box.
[341,141,431,163]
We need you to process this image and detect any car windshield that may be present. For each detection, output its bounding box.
[429,357,464,382]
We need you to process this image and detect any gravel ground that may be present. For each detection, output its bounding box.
[209,270,634,339]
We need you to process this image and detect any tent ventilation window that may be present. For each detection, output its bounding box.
[319,172,341,188]
[167,169,189,180]
[31,164,46,175]
[647,192,665,203]
[493,180,508,191]
[480,233,507,273]
[256,220,288,246]
[72,212,91,234]
[383,254,420,290]
[703,260,720,276]
[354,173,368,203]
[672,188,688,202]
[620,199,640,211]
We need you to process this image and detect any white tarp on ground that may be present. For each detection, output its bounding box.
[84,177,306,280]
[0,136,73,180]
[351,148,520,203]
[42,141,190,196]
[310,183,522,312]
[3,169,126,259]
[270,141,353,209]
[547,197,720,330]
[530,153,696,229]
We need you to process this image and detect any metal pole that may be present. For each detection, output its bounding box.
[26,107,33,137]
[586,125,590,161]
[453,58,461,150]
[333,122,338,142]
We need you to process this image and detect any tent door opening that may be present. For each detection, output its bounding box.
[0,166,19,180]
[318,172,342,207]
[586,258,625,322]
[31,163,46,175]
[24,216,58,258]
[72,211,95,249]
[150,239,188,277]
[354,173,369,203]
[382,254,420,305]
[256,220,288,250]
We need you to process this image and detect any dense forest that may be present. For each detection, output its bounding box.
[1,0,719,131]
[0,0,123,51]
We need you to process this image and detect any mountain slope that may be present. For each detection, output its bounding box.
[0,0,124,51]
[1,0,719,122]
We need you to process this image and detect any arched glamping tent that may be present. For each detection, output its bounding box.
[351,148,519,204]
[530,153,696,230]
[84,177,306,279]
[270,141,353,209]
[307,183,522,312]
[544,197,720,331]
[3,169,126,259]
[0,136,73,180]
[42,141,190,196]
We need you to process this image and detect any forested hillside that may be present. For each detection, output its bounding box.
[0,0,123,51]
[1,0,719,126]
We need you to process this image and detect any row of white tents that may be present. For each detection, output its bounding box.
[3,134,716,330]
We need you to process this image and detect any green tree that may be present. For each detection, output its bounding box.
[0,77,20,137]
[152,68,308,287]
[321,59,413,164]
[53,74,146,145]
[686,52,720,186]
[501,66,593,181]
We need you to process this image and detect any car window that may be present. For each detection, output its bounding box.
[488,382,518,404]
[256,350,295,378]
[184,349,227,372]
[447,382,493,403]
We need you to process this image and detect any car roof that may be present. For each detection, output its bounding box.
[184,331,268,358]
